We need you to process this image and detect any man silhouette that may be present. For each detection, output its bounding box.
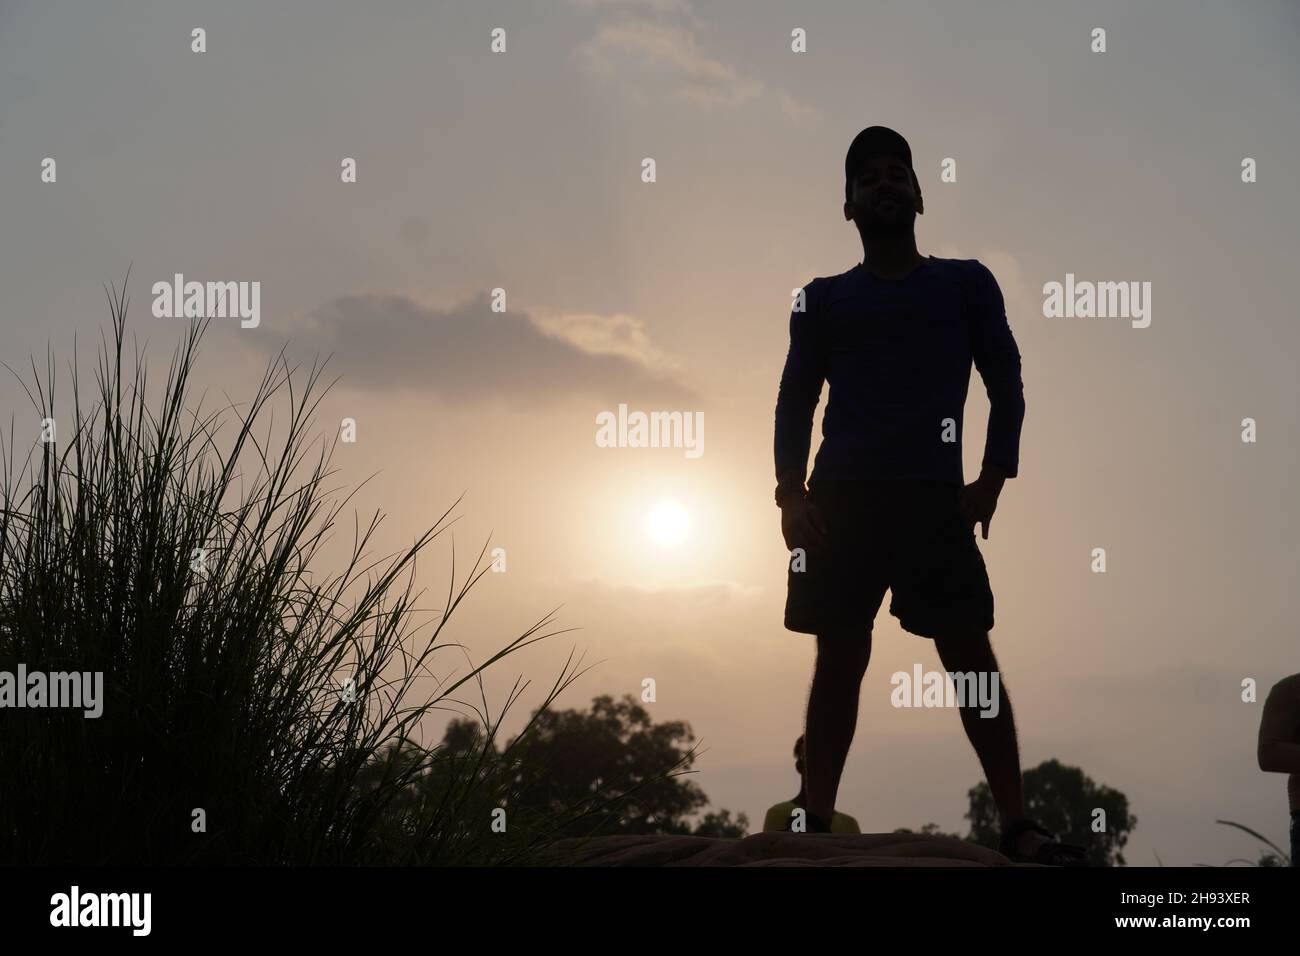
[762,736,862,835]
[1257,674,1300,866]
[772,126,1086,864]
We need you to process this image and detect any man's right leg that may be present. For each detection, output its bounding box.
[803,629,872,825]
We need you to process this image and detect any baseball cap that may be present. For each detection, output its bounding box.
[845,126,920,202]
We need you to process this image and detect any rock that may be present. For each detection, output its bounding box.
[553,831,1031,867]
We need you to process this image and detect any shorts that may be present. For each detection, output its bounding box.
[783,478,995,639]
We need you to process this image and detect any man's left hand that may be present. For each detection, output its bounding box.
[959,467,1007,540]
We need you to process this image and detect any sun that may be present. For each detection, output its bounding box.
[644,500,691,546]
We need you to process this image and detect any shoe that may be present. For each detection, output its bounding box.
[999,818,1090,866]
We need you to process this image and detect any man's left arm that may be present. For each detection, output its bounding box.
[962,261,1026,537]
[1258,676,1300,774]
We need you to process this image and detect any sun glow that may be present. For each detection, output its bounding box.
[644,500,691,546]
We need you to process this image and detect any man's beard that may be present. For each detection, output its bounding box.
[855,206,917,238]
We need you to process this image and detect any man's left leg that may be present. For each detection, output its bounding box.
[895,482,1083,862]
[931,629,1048,860]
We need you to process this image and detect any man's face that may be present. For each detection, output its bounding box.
[844,152,922,233]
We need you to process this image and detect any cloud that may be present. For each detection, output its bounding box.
[977,249,1033,312]
[570,576,764,605]
[265,291,698,406]
[566,0,692,12]
[530,308,681,374]
[574,17,816,122]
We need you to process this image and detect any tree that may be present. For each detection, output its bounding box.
[693,809,749,838]
[499,694,747,838]
[893,822,967,840]
[369,695,750,841]
[965,758,1136,866]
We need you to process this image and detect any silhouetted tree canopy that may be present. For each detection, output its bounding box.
[501,694,747,837]
[361,694,748,841]
[965,758,1135,866]
[893,822,966,840]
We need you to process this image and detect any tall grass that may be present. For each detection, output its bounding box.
[1211,819,1292,867]
[0,275,596,864]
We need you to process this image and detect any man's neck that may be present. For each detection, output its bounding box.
[859,233,925,280]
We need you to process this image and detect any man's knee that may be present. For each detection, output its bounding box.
[933,628,996,671]
[815,628,872,677]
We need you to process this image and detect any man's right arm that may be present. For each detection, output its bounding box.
[774,280,826,503]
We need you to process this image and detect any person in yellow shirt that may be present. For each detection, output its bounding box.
[763,736,861,834]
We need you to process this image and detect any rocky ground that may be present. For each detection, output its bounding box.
[553,830,1037,867]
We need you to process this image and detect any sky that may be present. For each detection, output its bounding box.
[2,0,1299,865]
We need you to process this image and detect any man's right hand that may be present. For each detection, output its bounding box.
[781,493,829,554]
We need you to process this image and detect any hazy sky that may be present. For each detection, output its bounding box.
[2,0,1299,865]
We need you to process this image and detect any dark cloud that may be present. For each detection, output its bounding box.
[262,291,698,406]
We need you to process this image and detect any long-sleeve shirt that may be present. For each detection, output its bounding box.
[774,256,1025,487]
[1258,674,1300,813]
